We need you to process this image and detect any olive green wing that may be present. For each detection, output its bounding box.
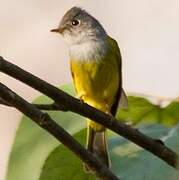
[109,36,128,116]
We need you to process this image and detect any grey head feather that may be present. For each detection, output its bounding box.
[58,7,107,45]
[60,7,86,27]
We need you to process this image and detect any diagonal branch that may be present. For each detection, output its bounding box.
[0,98,11,106]
[0,101,64,111]
[0,82,119,180]
[32,103,63,110]
[0,56,178,168]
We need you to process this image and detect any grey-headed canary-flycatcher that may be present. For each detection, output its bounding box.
[51,7,127,170]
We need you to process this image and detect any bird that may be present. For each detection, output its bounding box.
[51,6,127,171]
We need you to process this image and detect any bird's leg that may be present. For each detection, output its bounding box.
[104,102,112,115]
[77,93,86,106]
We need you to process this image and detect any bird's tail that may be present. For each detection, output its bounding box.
[84,122,110,172]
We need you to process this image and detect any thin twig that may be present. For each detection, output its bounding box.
[0,56,178,168]
[0,82,119,180]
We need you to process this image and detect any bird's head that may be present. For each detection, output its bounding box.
[51,7,107,46]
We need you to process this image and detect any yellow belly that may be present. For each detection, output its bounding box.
[70,59,119,130]
[72,59,119,103]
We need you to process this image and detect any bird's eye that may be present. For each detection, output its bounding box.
[71,19,80,26]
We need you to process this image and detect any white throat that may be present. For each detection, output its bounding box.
[69,39,108,61]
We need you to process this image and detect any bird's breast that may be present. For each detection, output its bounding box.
[69,40,108,62]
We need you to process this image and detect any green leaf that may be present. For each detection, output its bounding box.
[39,129,95,180]
[117,96,179,126]
[161,101,179,126]
[110,125,179,180]
[6,84,86,180]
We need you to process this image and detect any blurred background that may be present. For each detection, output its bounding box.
[0,0,179,179]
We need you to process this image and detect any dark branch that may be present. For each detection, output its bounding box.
[0,97,11,106]
[0,56,178,168]
[0,101,65,111]
[33,103,64,110]
[0,82,119,180]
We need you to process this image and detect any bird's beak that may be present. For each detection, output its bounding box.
[51,28,59,33]
[51,27,64,34]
